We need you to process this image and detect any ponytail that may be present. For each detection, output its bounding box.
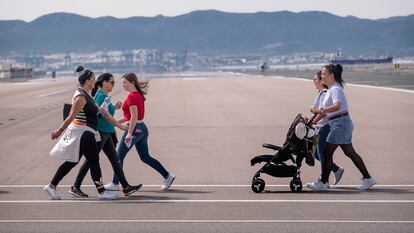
[324,64,344,88]
[91,82,100,97]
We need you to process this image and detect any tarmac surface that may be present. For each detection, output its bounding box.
[0,72,413,233]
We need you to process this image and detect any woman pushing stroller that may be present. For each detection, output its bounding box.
[307,64,377,191]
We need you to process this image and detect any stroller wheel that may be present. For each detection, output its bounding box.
[252,179,265,193]
[290,179,302,192]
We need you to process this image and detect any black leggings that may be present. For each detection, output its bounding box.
[50,131,105,193]
[73,131,130,189]
[321,143,371,183]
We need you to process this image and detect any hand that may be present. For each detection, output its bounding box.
[310,107,319,114]
[119,124,127,131]
[310,106,316,113]
[51,129,63,140]
[125,133,132,143]
[115,101,122,110]
[118,118,125,124]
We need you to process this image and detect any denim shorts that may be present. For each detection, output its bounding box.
[326,115,354,144]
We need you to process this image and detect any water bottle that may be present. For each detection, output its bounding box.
[98,96,111,115]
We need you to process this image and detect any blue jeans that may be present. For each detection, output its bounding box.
[112,122,169,184]
[315,124,340,175]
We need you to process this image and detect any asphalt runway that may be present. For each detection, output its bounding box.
[0,73,413,233]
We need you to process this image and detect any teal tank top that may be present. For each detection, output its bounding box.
[95,90,115,133]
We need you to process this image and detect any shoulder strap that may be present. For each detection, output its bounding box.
[317,89,327,104]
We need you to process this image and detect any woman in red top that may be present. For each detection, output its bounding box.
[105,73,175,191]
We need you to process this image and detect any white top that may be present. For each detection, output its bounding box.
[313,89,329,128]
[322,82,349,118]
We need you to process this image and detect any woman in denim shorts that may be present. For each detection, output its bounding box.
[307,64,377,191]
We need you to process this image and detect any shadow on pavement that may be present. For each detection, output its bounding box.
[0,190,10,195]
[261,187,413,194]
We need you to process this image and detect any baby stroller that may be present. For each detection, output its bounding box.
[250,113,316,193]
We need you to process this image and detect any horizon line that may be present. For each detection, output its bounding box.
[1,9,412,23]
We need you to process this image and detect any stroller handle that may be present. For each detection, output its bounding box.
[306,113,317,127]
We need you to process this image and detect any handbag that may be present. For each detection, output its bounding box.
[63,103,72,120]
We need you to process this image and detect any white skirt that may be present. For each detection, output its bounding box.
[50,124,101,163]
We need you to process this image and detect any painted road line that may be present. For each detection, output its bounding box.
[1,199,414,204]
[0,219,413,223]
[181,78,207,80]
[36,89,69,97]
[268,75,414,94]
[1,184,414,188]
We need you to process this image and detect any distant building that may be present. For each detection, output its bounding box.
[0,64,33,80]
[330,56,393,65]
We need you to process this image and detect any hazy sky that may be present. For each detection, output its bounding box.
[1,0,413,22]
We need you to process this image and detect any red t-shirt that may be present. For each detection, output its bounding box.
[122,91,145,121]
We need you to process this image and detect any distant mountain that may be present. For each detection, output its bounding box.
[0,10,413,56]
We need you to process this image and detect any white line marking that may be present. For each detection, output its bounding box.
[1,200,413,204]
[1,184,414,188]
[347,83,414,94]
[181,78,207,80]
[0,220,413,223]
[36,89,69,97]
[266,75,414,94]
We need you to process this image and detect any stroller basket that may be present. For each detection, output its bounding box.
[263,164,297,177]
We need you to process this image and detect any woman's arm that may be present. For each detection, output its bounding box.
[318,101,341,114]
[125,105,138,143]
[51,96,86,140]
[103,111,126,130]
[312,113,325,124]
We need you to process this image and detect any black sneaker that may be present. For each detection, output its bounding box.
[69,186,88,198]
[123,184,142,196]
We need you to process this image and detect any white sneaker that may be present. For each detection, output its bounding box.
[357,177,377,190]
[318,177,330,188]
[104,182,121,191]
[161,173,175,190]
[43,185,61,200]
[98,190,118,200]
[333,167,345,185]
[306,180,329,191]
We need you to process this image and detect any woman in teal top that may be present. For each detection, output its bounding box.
[70,73,142,197]
[95,88,117,133]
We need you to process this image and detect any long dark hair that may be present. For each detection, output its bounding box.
[91,73,113,97]
[323,64,344,88]
[122,72,146,101]
[75,65,94,86]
